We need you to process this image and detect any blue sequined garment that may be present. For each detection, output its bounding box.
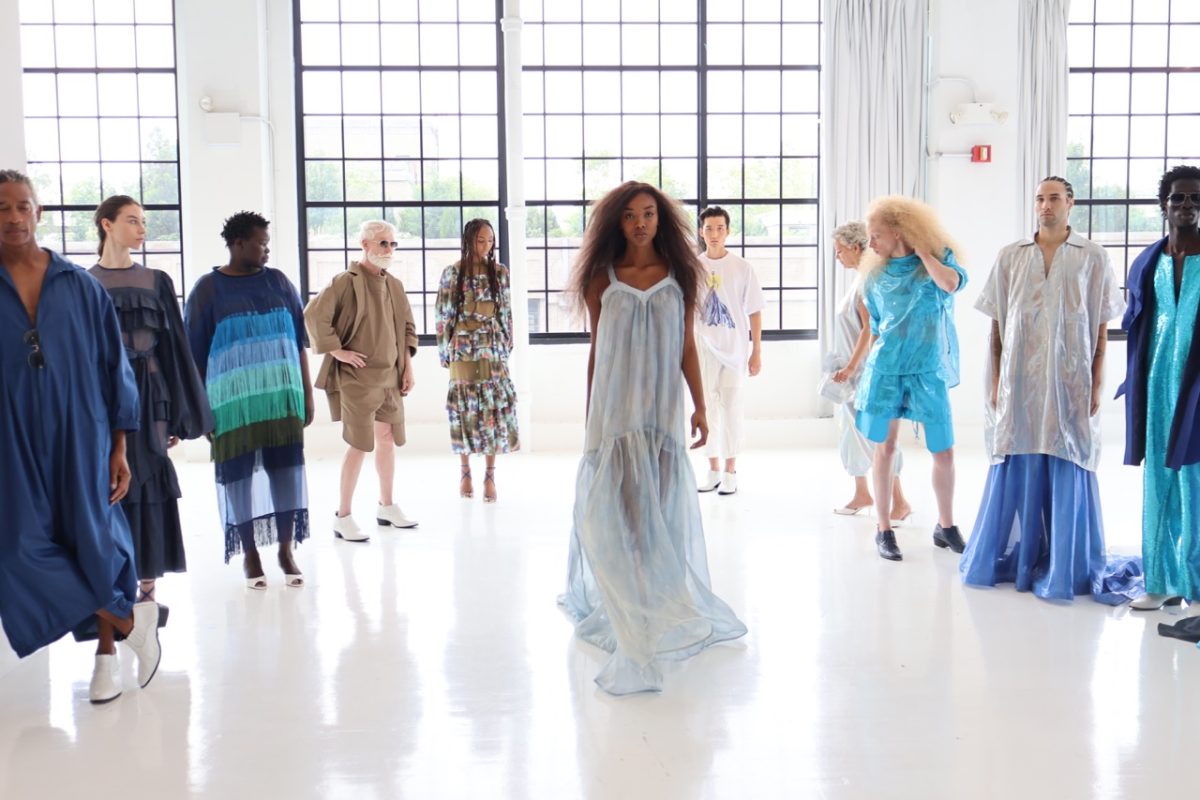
[1143,252,1200,600]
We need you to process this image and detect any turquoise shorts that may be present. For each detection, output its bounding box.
[855,372,954,453]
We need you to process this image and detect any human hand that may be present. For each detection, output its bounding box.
[332,349,367,368]
[401,367,415,395]
[833,367,851,384]
[748,349,762,377]
[1091,385,1101,416]
[166,436,180,449]
[990,382,998,409]
[305,393,315,427]
[689,409,709,450]
[109,451,131,504]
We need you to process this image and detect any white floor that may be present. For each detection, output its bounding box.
[1,444,1197,800]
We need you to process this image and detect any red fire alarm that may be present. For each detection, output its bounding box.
[971,145,992,163]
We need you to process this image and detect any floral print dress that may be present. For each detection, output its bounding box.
[435,260,520,454]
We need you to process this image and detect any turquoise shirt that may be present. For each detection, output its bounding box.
[862,248,967,386]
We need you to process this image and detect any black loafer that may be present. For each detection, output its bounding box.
[875,529,902,561]
[933,524,966,554]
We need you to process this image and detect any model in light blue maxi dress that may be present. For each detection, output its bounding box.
[1143,253,1200,600]
[559,266,748,695]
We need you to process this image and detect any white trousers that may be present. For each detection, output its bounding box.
[698,345,745,460]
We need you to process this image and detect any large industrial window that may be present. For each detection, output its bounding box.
[294,0,505,335]
[293,0,820,339]
[522,0,821,336]
[18,0,185,289]
[1067,0,1200,289]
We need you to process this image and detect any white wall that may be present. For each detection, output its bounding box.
[927,0,1127,446]
[174,0,299,289]
[0,0,25,170]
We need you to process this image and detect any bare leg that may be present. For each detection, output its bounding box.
[890,476,912,520]
[339,446,367,517]
[931,447,955,528]
[459,454,473,497]
[242,545,264,581]
[277,538,300,576]
[847,475,873,510]
[374,422,396,506]
[872,420,901,530]
[96,609,133,648]
[484,454,497,502]
[724,457,736,473]
[708,457,720,472]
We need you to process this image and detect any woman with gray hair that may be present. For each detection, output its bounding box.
[828,221,910,522]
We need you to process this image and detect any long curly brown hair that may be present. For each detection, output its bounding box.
[455,218,499,308]
[568,181,703,315]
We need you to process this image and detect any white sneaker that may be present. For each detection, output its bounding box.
[89,653,121,704]
[121,601,162,689]
[333,513,370,542]
[376,503,418,528]
[717,471,738,495]
[697,470,722,493]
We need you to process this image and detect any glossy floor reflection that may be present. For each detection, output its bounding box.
[1,445,1196,799]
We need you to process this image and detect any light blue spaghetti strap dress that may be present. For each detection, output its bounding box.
[559,265,747,695]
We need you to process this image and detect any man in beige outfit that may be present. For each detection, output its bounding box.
[305,220,419,542]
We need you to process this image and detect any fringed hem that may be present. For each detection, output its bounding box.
[213,418,305,464]
[223,509,309,563]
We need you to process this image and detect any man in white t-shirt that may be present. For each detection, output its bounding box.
[695,206,764,495]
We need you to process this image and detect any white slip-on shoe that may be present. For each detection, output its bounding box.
[333,513,370,542]
[717,471,738,495]
[1129,593,1183,610]
[697,470,722,493]
[376,503,418,528]
[122,601,162,689]
[89,653,122,704]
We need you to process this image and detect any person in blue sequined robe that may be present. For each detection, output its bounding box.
[1120,165,1200,611]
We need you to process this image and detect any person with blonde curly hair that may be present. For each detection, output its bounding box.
[829,221,910,522]
[856,196,967,561]
[558,181,747,695]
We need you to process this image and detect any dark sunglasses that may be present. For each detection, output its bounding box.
[23,328,44,369]
[1167,192,1200,206]
[375,240,399,249]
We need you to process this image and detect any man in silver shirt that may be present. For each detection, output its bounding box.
[959,176,1125,601]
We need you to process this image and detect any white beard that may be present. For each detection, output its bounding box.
[365,252,393,271]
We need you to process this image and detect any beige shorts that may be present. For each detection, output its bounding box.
[336,382,405,452]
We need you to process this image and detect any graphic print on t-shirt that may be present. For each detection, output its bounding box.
[702,271,735,328]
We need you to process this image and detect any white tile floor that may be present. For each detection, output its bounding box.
[1,444,1197,800]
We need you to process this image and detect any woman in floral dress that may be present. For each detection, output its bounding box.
[435,219,519,502]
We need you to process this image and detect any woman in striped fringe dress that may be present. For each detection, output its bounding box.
[184,211,315,589]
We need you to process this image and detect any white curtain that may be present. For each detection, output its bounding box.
[1016,0,1070,235]
[820,0,928,364]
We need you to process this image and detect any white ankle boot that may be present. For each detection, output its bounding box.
[89,653,121,704]
[122,601,163,688]
[697,470,721,493]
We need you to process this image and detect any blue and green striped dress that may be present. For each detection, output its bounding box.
[184,267,309,562]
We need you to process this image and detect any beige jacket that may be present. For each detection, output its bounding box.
[303,262,419,418]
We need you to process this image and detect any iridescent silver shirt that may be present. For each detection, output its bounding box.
[976,231,1125,471]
